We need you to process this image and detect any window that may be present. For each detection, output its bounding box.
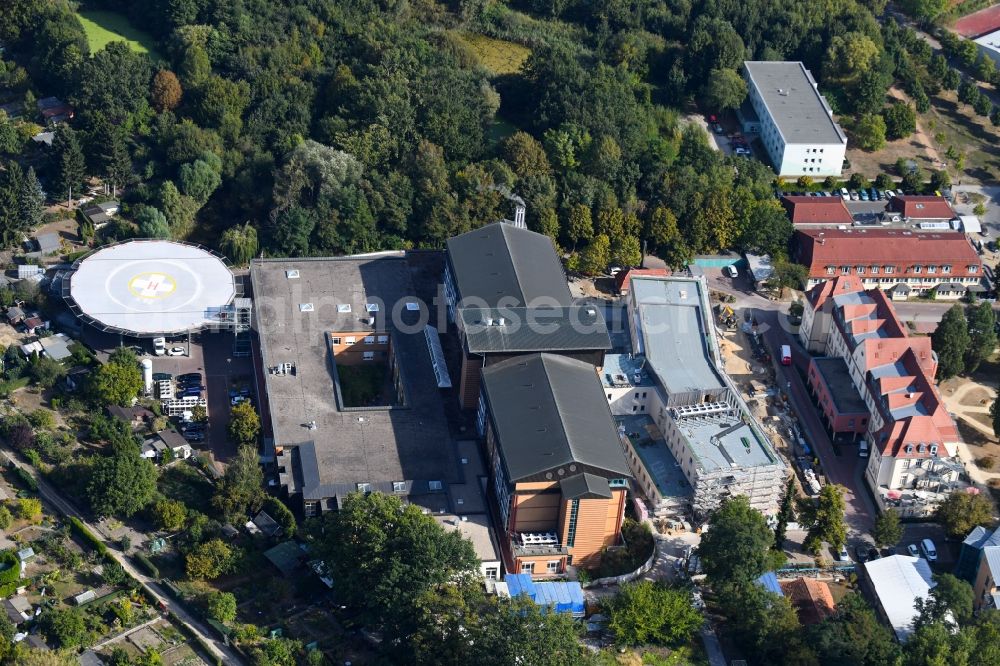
[363,351,375,360]
[364,336,375,344]
[841,266,850,275]
[521,562,535,574]
[429,480,443,491]
[913,265,921,274]
[299,303,314,312]
[856,266,865,274]
[377,335,389,343]
[607,393,612,400]
[884,266,894,274]
[826,266,836,275]
[285,269,300,279]
[942,265,951,274]
[927,265,936,274]
[641,392,647,398]
[900,474,908,487]
[392,481,406,493]
[969,265,979,273]
[566,499,579,547]
[331,337,342,345]
[901,460,910,469]
[547,561,560,574]
[345,336,356,344]
[485,567,499,580]
[871,266,879,274]
[366,303,380,312]
[356,483,372,493]
[609,478,628,488]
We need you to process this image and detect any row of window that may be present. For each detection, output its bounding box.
[331,335,389,344]
[520,561,561,574]
[825,264,976,276]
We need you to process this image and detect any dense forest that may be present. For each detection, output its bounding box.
[0,0,943,268]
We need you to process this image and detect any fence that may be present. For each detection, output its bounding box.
[580,546,657,589]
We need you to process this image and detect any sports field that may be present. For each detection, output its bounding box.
[76,10,162,60]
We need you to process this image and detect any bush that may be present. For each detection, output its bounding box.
[0,550,21,587]
[9,464,38,492]
[592,519,654,579]
[978,456,996,470]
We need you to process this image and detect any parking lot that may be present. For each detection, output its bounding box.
[82,328,254,466]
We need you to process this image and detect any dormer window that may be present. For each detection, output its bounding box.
[905,444,914,454]
[917,443,926,454]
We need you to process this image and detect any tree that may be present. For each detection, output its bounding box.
[774,477,796,551]
[87,441,157,517]
[935,491,993,539]
[39,608,86,648]
[206,591,237,623]
[932,305,970,379]
[219,223,258,266]
[702,68,747,111]
[872,508,903,548]
[916,573,974,626]
[228,402,260,447]
[930,169,951,192]
[136,206,171,240]
[807,592,901,665]
[0,111,20,155]
[798,484,847,553]
[0,506,11,530]
[466,596,594,666]
[577,234,610,275]
[14,498,41,521]
[178,157,222,204]
[92,360,143,406]
[502,131,551,178]
[311,492,478,642]
[18,167,43,230]
[185,539,234,580]
[151,70,183,112]
[854,114,887,151]
[965,301,997,374]
[883,103,917,141]
[29,355,65,389]
[212,444,265,519]
[263,497,296,537]
[151,499,187,531]
[900,0,948,21]
[698,496,773,585]
[771,260,808,296]
[611,235,642,268]
[49,125,85,203]
[605,581,702,646]
[716,582,806,664]
[565,204,593,249]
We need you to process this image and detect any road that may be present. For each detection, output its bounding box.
[0,448,245,665]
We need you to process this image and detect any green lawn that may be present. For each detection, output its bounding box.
[76,10,162,60]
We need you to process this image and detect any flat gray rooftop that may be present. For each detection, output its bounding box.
[814,357,868,415]
[745,61,846,145]
[252,255,458,498]
[601,354,656,388]
[677,412,777,473]
[631,277,724,395]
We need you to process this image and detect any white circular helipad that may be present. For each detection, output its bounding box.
[67,240,235,336]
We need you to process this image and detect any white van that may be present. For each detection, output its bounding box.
[152,337,166,356]
[723,265,739,279]
[858,440,869,458]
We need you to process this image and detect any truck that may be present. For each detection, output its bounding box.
[780,344,792,366]
[152,337,166,356]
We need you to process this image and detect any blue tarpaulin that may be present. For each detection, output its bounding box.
[505,574,585,616]
[756,571,784,596]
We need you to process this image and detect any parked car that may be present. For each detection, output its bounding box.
[183,431,205,442]
[152,373,172,382]
[920,539,938,561]
[860,190,870,201]
[231,395,250,406]
[850,191,860,200]
[840,188,849,199]
[907,543,920,557]
[855,545,869,563]
[178,373,202,382]
[167,346,185,356]
[884,189,895,198]
[835,545,849,562]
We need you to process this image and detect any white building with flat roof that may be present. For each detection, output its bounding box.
[743,61,848,178]
[974,29,1000,65]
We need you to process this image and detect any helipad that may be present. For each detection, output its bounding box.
[65,240,236,337]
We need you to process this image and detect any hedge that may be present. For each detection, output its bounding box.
[68,517,108,556]
[135,553,160,579]
[8,465,37,492]
[0,550,20,586]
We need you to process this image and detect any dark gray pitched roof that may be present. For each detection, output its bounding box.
[446,223,572,307]
[482,353,631,482]
[560,473,612,500]
[457,305,611,354]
